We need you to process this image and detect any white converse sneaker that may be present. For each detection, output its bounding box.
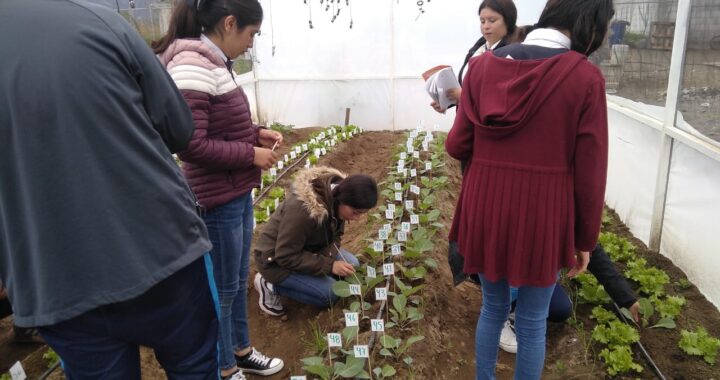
[499,319,518,354]
[236,347,284,376]
[222,369,246,380]
[254,273,284,316]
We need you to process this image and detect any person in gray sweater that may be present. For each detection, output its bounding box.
[0,0,219,378]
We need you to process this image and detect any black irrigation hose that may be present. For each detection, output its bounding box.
[252,151,310,207]
[611,302,666,380]
[38,360,61,380]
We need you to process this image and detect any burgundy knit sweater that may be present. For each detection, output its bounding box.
[446,50,608,287]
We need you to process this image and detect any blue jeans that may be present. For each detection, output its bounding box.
[476,274,556,380]
[274,249,360,308]
[37,256,218,380]
[510,283,572,323]
[204,194,253,371]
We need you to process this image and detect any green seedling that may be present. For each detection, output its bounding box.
[301,355,369,380]
[598,232,636,263]
[387,294,423,330]
[372,364,397,379]
[625,259,669,296]
[268,187,284,200]
[592,320,640,347]
[574,273,611,305]
[599,345,644,376]
[379,335,425,365]
[679,327,720,365]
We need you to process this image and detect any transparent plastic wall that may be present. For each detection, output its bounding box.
[252,0,544,130]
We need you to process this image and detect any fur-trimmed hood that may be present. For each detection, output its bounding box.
[292,166,346,224]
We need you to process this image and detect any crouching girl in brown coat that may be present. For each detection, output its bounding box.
[253,167,378,315]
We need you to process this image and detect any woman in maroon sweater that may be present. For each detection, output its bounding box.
[446,0,615,378]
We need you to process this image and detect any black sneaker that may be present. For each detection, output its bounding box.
[254,273,284,317]
[236,347,284,376]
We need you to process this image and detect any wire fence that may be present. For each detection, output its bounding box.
[590,0,720,143]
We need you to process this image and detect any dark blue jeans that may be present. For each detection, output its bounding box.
[274,249,360,308]
[37,256,218,380]
[203,193,253,371]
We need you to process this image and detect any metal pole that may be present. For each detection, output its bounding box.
[649,0,692,251]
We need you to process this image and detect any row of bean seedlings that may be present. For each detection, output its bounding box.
[252,125,362,228]
[294,128,449,380]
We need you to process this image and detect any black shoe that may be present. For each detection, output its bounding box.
[236,347,284,376]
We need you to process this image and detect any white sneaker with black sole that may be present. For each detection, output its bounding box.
[236,347,284,376]
[221,369,246,380]
[499,319,518,354]
[254,273,284,316]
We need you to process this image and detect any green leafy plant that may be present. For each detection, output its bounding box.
[387,293,423,330]
[675,278,692,290]
[654,295,685,319]
[679,327,720,365]
[574,273,611,304]
[254,209,269,224]
[268,187,285,200]
[301,355,370,380]
[302,320,328,356]
[591,305,618,324]
[625,259,669,296]
[599,346,644,376]
[592,320,640,347]
[372,364,397,379]
[0,374,11,380]
[598,232,636,263]
[269,121,294,134]
[379,335,425,365]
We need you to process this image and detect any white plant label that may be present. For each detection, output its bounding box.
[266,206,271,217]
[410,185,420,195]
[387,203,396,212]
[397,159,405,169]
[385,209,394,220]
[403,169,409,178]
[343,132,347,139]
[394,182,402,191]
[395,192,403,202]
[302,144,308,152]
[328,333,342,347]
[375,287,388,301]
[400,152,407,160]
[383,263,395,276]
[397,231,407,242]
[422,142,429,151]
[373,240,384,252]
[310,138,316,144]
[349,284,362,296]
[367,266,376,278]
[391,244,402,256]
[426,162,432,171]
[410,169,417,177]
[371,319,385,332]
[383,223,392,232]
[354,345,370,358]
[401,222,411,232]
[405,200,414,210]
[269,167,277,177]
[410,214,420,225]
[290,151,297,159]
[321,148,327,155]
[320,132,326,139]
[331,139,336,147]
[295,146,302,154]
[305,159,311,169]
[278,161,284,170]
[345,312,359,327]
[274,198,279,210]
[427,131,433,140]
[407,146,414,154]
[413,151,420,159]
[291,376,307,380]
[378,229,388,240]
[314,148,321,157]
[9,362,26,380]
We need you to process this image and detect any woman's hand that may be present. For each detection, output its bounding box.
[332,261,356,277]
[567,250,590,278]
[253,147,278,170]
[629,301,641,323]
[446,87,462,102]
[430,101,445,114]
[259,129,282,149]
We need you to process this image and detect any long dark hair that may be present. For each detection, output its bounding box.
[333,175,378,210]
[536,0,615,56]
[152,0,263,55]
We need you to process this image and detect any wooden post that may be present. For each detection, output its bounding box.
[344,108,351,126]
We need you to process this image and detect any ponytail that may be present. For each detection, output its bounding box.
[152,0,263,55]
[152,1,201,54]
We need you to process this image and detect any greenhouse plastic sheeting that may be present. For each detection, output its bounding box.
[252,0,544,130]
[607,96,720,308]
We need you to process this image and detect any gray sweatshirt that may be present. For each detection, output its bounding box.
[0,0,212,327]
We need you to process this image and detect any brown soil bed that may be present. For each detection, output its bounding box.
[3,131,720,380]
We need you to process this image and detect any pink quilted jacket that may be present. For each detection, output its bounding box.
[159,39,260,210]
